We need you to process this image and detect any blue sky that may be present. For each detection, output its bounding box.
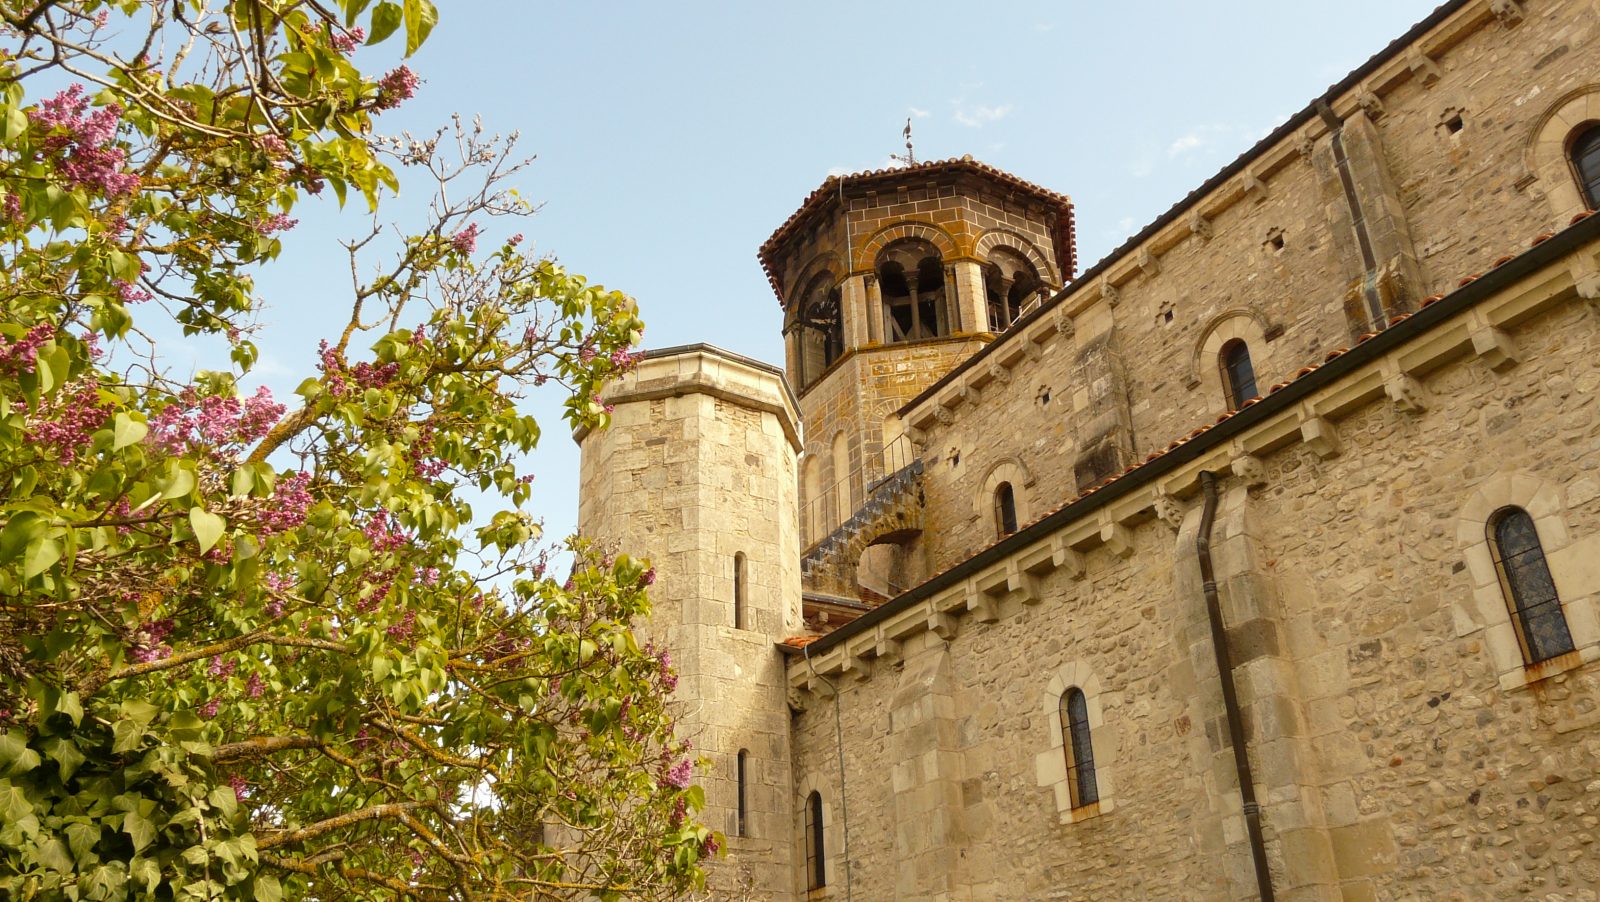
[211,0,1443,544]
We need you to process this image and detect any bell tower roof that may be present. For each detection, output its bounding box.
[758,156,1075,306]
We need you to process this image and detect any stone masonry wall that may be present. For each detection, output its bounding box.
[902,0,1600,583]
[789,251,1600,898]
[576,348,803,900]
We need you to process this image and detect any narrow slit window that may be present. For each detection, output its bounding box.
[1060,688,1099,809]
[736,750,749,838]
[995,482,1018,537]
[805,790,826,889]
[733,552,747,630]
[1220,339,1259,410]
[1489,507,1575,665]
[1573,124,1600,211]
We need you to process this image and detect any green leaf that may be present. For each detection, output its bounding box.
[0,730,41,776]
[130,857,160,892]
[122,810,155,852]
[0,782,40,842]
[66,822,101,863]
[160,463,196,500]
[402,0,437,56]
[368,2,402,43]
[112,412,147,450]
[190,507,225,554]
[42,736,86,781]
[24,535,62,579]
[253,874,284,902]
[0,511,45,564]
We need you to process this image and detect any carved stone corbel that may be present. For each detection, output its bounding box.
[1188,210,1214,241]
[1231,454,1267,488]
[1489,0,1524,27]
[1137,247,1160,278]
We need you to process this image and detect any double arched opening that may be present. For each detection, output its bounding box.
[983,247,1044,332]
[789,271,844,391]
[877,238,952,343]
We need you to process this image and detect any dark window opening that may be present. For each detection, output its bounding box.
[995,482,1018,536]
[736,750,749,838]
[1162,309,1175,323]
[805,790,826,889]
[1444,113,1464,134]
[983,250,1042,332]
[1220,339,1259,410]
[733,552,747,630]
[1489,507,1575,664]
[878,240,950,343]
[1061,688,1099,808]
[1574,123,1600,211]
[793,274,845,391]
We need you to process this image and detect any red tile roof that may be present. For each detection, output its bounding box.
[757,156,1075,305]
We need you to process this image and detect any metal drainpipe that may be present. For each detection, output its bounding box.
[1197,470,1275,901]
[803,643,852,900]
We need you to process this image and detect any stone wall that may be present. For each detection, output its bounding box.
[575,346,803,899]
[901,0,1600,584]
[787,226,1600,898]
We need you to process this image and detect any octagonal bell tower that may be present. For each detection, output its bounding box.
[759,157,1074,611]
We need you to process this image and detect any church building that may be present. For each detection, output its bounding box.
[577,0,1600,896]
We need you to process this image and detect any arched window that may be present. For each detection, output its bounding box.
[1060,688,1098,809]
[1220,339,1259,410]
[733,552,747,630]
[804,790,826,889]
[736,750,749,838]
[983,248,1042,332]
[791,274,844,391]
[1573,124,1600,211]
[1489,507,1575,664]
[995,482,1018,537]
[877,239,950,343]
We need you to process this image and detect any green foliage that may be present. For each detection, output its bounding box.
[0,2,711,898]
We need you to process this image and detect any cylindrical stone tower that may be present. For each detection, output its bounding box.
[576,343,802,899]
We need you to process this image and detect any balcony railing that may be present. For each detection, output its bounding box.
[802,434,920,550]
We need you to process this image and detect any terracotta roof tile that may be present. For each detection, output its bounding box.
[757,157,1074,305]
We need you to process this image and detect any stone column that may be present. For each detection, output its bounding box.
[890,645,967,898]
[863,274,884,345]
[952,259,988,333]
[840,274,870,350]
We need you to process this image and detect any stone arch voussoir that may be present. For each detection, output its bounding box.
[974,228,1059,286]
[855,220,958,271]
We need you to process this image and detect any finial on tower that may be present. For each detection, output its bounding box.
[890,117,916,167]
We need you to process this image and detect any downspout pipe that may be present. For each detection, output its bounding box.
[1197,470,1275,901]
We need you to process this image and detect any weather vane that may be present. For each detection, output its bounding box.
[890,117,916,167]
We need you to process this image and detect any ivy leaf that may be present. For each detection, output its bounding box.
[0,782,40,843]
[122,810,156,852]
[253,874,284,902]
[190,507,225,554]
[112,412,147,450]
[0,730,41,776]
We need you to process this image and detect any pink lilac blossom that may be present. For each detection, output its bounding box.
[375,66,420,110]
[227,773,249,801]
[149,386,286,455]
[363,510,409,555]
[450,223,479,256]
[29,85,140,197]
[207,655,235,679]
[256,134,288,157]
[198,697,220,719]
[318,340,350,396]
[128,618,174,664]
[113,278,150,305]
[3,193,21,222]
[386,610,416,643]
[261,471,312,534]
[246,673,264,698]
[420,567,440,586]
[350,359,398,389]
[0,323,54,373]
[26,380,110,463]
[664,758,692,789]
[329,25,366,53]
[255,212,298,235]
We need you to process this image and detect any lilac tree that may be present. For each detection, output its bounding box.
[0,2,712,898]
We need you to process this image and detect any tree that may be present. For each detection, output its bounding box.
[0,2,714,898]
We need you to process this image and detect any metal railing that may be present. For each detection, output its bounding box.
[802,434,920,549]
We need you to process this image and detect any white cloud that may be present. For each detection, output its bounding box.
[1167,133,1204,157]
[954,102,1013,128]
[1034,22,1055,32]
[909,107,930,119]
